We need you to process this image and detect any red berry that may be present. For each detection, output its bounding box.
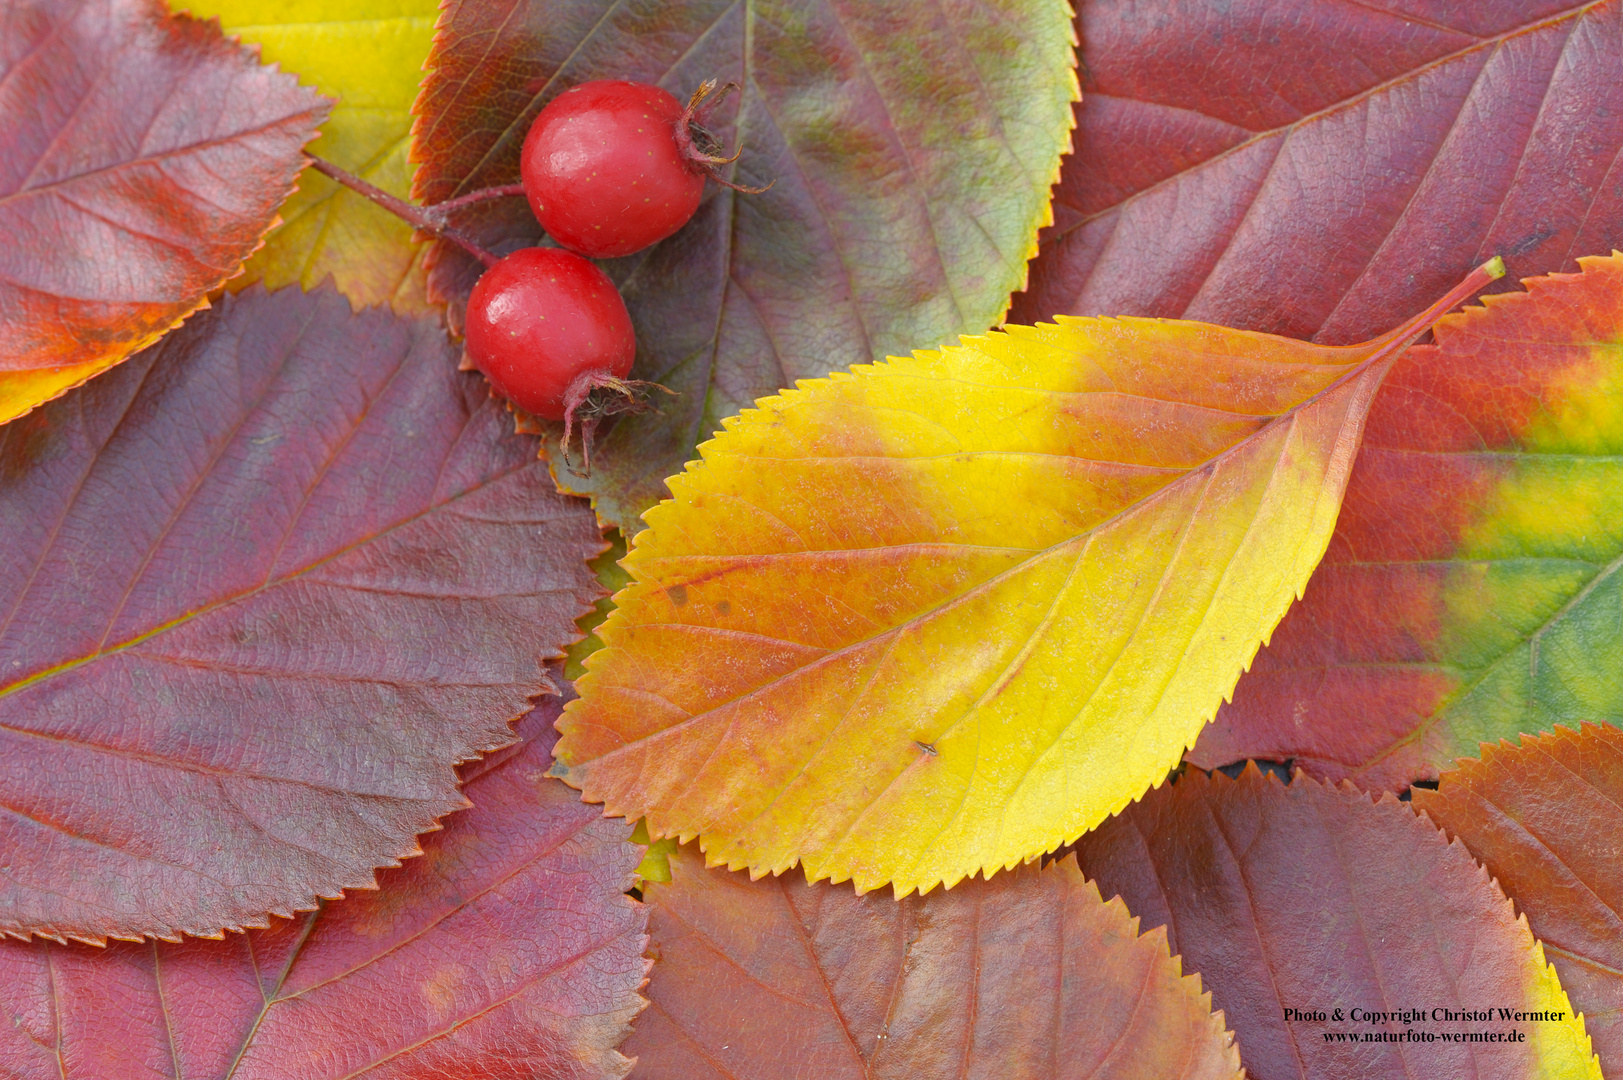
[463,247,635,420]
[521,80,705,258]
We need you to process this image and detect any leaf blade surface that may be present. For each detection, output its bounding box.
[0,0,328,419]
[0,704,649,1079]
[0,285,604,943]
[1014,0,1623,342]
[629,846,1240,1079]
[557,273,1493,895]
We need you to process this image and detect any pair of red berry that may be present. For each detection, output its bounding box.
[461,79,756,460]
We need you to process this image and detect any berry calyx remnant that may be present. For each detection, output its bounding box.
[674,79,772,195]
[555,368,674,475]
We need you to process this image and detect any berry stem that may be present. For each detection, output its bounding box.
[305,155,501,268]
[430,184,528,214]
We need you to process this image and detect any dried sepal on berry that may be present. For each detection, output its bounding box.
[560,373,676,475]
[674,79,774,195]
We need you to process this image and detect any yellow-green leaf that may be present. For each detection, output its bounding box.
[184,0,438,312]
[555,262,1505,896]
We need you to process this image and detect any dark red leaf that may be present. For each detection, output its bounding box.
[1012,0,1623,342]
[0,285,604,943]
[0,0,327,410]
[1071,767,1600,1080]
[1020,0,1623,792]
[627,846,1240,1079]
[1415,724,1623,1078]
[0,714,649,1079]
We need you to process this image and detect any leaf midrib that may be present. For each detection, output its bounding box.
[590,355,1384,768]
[0,458,536,706]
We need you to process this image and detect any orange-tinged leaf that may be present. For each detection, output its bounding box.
[1194,253,1623,788]
[1415,724,1623,1077]
[0,0,328,421]
[628,846,1240,1079]
[556,262,1503,896]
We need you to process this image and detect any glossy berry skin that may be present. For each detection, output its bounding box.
[464,247,635,420]
[521,80,705,258]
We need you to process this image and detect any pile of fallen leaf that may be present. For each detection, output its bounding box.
[3,0,1623,1077]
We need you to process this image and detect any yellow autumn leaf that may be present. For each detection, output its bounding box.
[184,0,438,312]
[555,260,1505,897]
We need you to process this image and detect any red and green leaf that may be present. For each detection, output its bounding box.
[409,0,1079,529]
[1415,723,1623,1077]
[1072,767,1599,1080]
[0,704,649,1079]
[629,845,1240,1079]
[1193,254,1623,787]
[0,285,604,944]
[0,0,328,422]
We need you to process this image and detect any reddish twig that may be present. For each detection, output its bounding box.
[428,184,528,215]
[305,155,501,268]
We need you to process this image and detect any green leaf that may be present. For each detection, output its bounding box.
[410,0,1080,529]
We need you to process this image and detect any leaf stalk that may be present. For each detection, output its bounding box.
[1353,256,1507,365]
